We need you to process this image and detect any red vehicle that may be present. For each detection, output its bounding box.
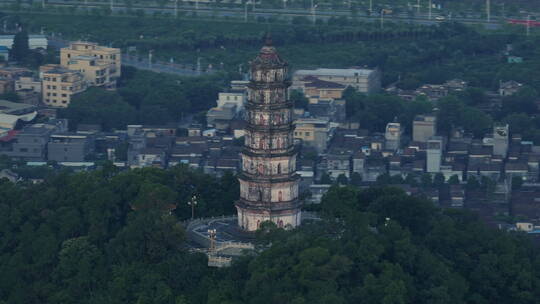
[507,19,540,27]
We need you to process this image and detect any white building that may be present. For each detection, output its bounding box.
[385,122,401,151]
[292,68,381,94]
[216,92,246,113]
[0,34,48,50]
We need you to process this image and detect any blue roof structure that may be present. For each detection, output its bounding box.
[0,46,8,52]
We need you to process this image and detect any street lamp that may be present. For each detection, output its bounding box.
[187,194,198,220]
[311,0,317,24]
[208,228,217,251]
[244,1,250,22]
[148,50,153,69]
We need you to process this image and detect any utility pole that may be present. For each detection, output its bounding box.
[369,0,372,12]
[197,57,201,75]
[174,0,178,17]
[110,0,113,11]
[526,15,531,36]
[417,0,420,14]
[380,8,384,29]
[486,0,490,22]
[283,0,286,9]
[196,0,199,11]
[148,50,153,69]
[42,0,45,9]
[428,0,432,19]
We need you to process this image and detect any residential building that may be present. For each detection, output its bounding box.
[326,149,351,179]
[216,92,246,113]
[0,46,8,61]
[427,136,443,173]
[412,115,437,142]
[60,41,121,80]
[15,76,41,94]
[294,117,332,153]
[385,122,401,151]
[47,133,95,162]
[65,55,115,89]
[493,124,509,158]
[4,120,67,161]
[292,68,381,94]
[41,68,86,107]
[499,80,523,96]
[303,78,346,100]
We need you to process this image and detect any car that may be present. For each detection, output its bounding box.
[435,15,446,21]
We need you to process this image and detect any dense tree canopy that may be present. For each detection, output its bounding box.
[0,165,538,303]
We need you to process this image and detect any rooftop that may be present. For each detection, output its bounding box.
[295,68,375,77]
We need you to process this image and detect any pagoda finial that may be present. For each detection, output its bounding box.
[264,32,273,47]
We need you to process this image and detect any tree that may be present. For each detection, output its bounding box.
[350,172,362,186]
[511,176,523,190]
[421,173,432,189]
[466,175,480,191]
[337,174,349,185]
[10,30,29,62]
[290,89,309,110]
[433,173,445,189]
[448,175,460,185]
[59,87,137,131]
[320,172,332,184]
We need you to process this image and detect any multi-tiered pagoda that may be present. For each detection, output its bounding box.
[236,38,301,231]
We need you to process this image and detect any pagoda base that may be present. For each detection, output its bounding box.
[236,204,302,231]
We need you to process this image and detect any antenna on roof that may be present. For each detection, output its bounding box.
[264,32,272,46]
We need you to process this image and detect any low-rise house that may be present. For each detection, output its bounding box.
[47,133,95,162]
[308,184,331,204]
[326,149,351,179]
[450,185,465,207]
[468,163,502,181]
[499,80,523,96]
[137,147,166,168]
[505,162,529,180]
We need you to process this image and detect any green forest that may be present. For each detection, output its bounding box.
[0,165,538,303]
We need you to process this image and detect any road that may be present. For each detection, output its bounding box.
[3,0,508,29]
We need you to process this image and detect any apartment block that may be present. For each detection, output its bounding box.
[60,41,121,80]
[42,68,86,107]
[65,55,115,89]
[413,115,437,143]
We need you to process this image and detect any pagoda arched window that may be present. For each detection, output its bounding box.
[277,163,281,174]
[278,191,283,201]
[258,163,264,175]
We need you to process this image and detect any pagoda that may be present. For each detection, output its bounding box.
[235,37,302,231]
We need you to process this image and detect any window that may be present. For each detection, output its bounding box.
[64,148,68,152]
[52,78,57,82]
[52,93,57,97]
[61,94,67,97]
[62,100,67,104]
[52,86,57,89]
[67,54,71,58]
[47,93,51,97]
[47,85,51,89]
[305,132,311,136]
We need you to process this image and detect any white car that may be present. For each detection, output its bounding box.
[435,16,446,21]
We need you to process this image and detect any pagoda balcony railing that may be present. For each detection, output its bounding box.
[236,198,302,212]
